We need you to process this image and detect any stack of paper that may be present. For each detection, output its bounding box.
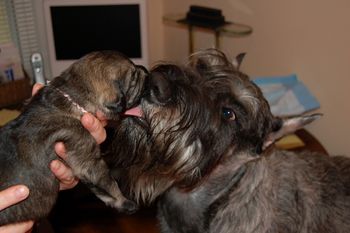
[253,74,320,117]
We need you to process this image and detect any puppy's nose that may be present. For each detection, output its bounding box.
[149,72,172,104]
[106,95,126,114]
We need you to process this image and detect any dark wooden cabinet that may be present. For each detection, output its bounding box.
[0,78,31,108]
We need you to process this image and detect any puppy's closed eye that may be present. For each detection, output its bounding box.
[106,98,126,113]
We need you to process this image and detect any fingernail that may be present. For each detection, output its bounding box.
[15,186,29,199]
[83,113,94,125]
[51,161,61,171]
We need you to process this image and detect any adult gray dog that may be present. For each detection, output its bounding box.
[105,48,350,233]
[0,51,147,225]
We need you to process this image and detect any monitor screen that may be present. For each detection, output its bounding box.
[51,5,142,60]
[43,0,148,78]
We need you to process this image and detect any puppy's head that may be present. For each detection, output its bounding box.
[51,50,148,119]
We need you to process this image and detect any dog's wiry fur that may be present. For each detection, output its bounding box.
[0,51,147,225]
[105,49,350,233]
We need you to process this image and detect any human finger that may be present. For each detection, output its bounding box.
[51,143,79,190]
[54,142,67,160]
[95,111,108,127]
[81,113,107,144]
[0,185,29,211]
[31,83,44,96]
[0,220,34,233]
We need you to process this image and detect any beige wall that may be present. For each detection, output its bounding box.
[146,0,164,66]
[160,0,350,156]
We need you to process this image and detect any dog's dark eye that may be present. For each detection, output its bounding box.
[222,107,236,121]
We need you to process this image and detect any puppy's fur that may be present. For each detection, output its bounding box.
[105,49,350,233]
[0,51,147,225]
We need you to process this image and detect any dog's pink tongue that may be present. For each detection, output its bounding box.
[124,106,143,117]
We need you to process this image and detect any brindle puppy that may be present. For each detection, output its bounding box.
[0,51,147,225]
[105,49,350,233]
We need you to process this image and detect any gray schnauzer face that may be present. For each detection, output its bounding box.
[144,50,276,168]
[105,49,282,201]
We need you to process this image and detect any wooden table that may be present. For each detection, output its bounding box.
[163,14,253,54]
[293,129,328,155]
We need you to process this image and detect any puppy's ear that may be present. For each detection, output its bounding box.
[232,53,246,70]
[263,113,323,150]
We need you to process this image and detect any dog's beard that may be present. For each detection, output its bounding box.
[105,95,236,204]
[105,111,205,203]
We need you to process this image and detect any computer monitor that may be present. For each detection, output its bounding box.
[43,0,148,77]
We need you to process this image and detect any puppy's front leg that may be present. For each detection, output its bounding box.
[62,129,137,214]
[82,160,138,214]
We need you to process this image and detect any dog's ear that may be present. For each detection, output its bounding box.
[263,113,323,150]
[189,49,230,71]
[232,53,246,70]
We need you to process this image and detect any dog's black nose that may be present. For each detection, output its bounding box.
[149,72,172,104]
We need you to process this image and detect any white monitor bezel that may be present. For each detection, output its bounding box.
[43,0,149,77]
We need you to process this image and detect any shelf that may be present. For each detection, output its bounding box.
[163,13,253,53]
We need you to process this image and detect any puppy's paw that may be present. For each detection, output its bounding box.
[119,199,138,214]
[97,193,138,214]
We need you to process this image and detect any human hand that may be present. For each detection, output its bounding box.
[51,112,107,190]
[0,85,108,232]
[32,83,108,190]
[0,185,33,233]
